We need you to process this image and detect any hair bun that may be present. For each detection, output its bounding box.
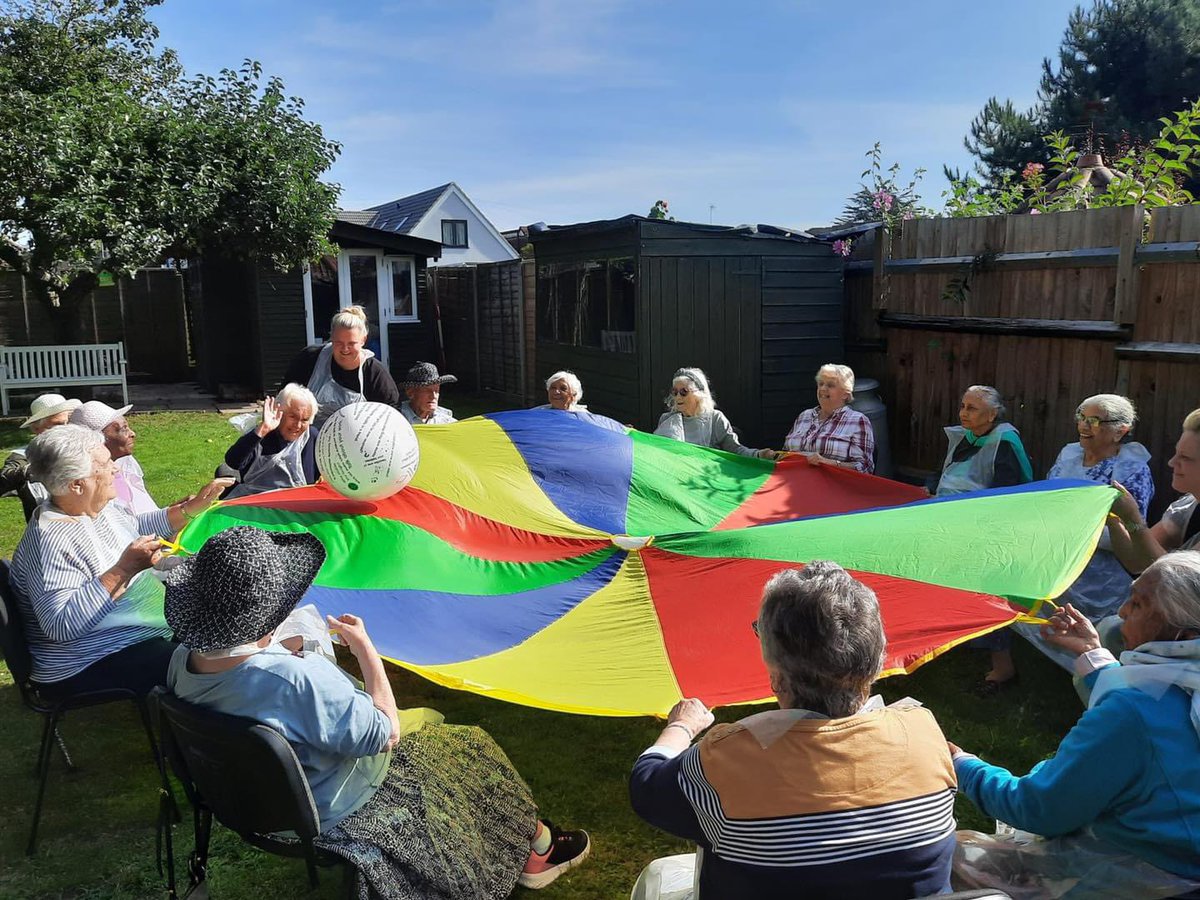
[342,305,367,321]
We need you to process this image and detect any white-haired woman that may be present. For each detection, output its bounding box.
[935,385,1033,496]
[539,371,584,411]
[950,553,1200,898]
[653,367,775,459]
[631,562,957,898]
[9,425,227,698]
[1110,408,1200,573]
[283,305,400,428]
[783,364,875,472]
[224,383,321,498]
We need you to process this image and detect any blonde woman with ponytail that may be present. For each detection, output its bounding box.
[283,305,401,427]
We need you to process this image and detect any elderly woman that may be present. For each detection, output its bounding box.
[630,562,957,899]
[1005,394,1155,673]
[9,425,227,698]
[164,527,591,897]
[1110,407,1200,572]
[935,385,1032,496]
[283,306,400,428]
[653,367,775,459]
[950,553,1200,898]
[224,384,321,498]
[783,364,875,472]
[539,370,584,411]
[0,392,80,521]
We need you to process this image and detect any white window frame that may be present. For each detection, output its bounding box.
[383,255,419,323]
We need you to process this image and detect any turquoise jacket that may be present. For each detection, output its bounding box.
[954,661,1200,878]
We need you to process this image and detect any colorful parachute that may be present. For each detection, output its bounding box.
[179,409,1115,716]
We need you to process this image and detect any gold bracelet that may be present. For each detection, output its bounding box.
[180,503,197,521]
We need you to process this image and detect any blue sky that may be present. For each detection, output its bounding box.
[151,0,1082,231]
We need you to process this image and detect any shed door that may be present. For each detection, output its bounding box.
[641,256,763,445]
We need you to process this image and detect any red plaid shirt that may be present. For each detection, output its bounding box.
[783,406,875,473]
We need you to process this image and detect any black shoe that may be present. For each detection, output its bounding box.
[518,820,592,889]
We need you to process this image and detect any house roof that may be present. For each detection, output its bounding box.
[366,183,454,235]
[528,214,820,243]
[330,215,442,258]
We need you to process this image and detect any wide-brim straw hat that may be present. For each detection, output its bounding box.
[69,399,134,431]
[165,527,327,652]
[400,361,457,388]
[21,393,82,428]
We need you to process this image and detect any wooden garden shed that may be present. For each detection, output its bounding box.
[529,215,843,446]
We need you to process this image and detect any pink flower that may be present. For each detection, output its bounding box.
[871,189,894,213]
[1029,209,1042,215]
[1022,162,1044,181]
[902,211,915,221]
[832,239,852,257]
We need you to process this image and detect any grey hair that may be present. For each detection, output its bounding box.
[544,370,583,403]
[757,562,885,718]
[1184,408,1200,434]
[1078,393,1135,430]
[665,366,716,415]
[330,305,369,337]
[816,363,856,402]
[965,384,1006,420]
[276,383,319,417]
[1135,552,1200,636]
[26,424,105,496]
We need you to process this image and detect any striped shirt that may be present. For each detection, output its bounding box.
[630,702,957,898]
[11,501,173,683]
[784,406,875,473]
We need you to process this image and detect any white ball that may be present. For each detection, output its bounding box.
[315,402,420,501]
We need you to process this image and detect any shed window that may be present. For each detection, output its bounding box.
[441,219,468,248]
[537,258,636,353]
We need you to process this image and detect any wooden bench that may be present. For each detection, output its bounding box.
[0,343,129,416]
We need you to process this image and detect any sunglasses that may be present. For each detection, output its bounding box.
[671,388,694,397]
[750,619,759,637]
[1075,413,1120,428]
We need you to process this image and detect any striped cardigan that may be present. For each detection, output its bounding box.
[630,701,957,899]
[11,501,173,683]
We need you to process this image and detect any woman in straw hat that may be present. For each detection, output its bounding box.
[164,527,591,897]
[0,392,80,521]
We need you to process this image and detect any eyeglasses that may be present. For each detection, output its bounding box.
[671,388,693,397]
[1075,413,1120,428]
[750,620,759,637]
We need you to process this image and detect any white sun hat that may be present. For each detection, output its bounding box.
[21,393,83,429]
[69,399,134,432]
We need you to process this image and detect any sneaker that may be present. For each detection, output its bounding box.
[517,820,592,890]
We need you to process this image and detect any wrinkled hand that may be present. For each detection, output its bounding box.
[667,698,715,737]
[326,613,374,656]
[1040,602,1102,656]
[1109,481,1142,526]
[946,740,963,756]
[805,452,830,466]
[192,477,234,507]
[756,448,779,460]
[115,534,163,577]
[257,396,283,436]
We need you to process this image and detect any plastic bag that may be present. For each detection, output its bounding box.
[954,829,1200,899]
[228,411,259,434]
[630,852,696,900]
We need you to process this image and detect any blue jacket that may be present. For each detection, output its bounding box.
[955,664,1200,878]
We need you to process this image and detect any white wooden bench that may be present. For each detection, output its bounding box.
[0,343,129,416]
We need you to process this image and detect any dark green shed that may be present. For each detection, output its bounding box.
[529,216,843,447]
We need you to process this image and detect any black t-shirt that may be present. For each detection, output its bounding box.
[282,345,401,408]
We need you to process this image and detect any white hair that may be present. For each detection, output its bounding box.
[26,424,105,496]
[816,364,856,401]
[544,370,583,403]
[1078,393,1135,430]
[666,366,716,415]
[1136,552,1200,636]
[965,384,1006,420]
[276,383,319,417]
[330,305,369,337]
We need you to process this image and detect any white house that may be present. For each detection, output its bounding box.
[367,182,519,266]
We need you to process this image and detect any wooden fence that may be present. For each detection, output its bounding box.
[844,205,1200,518]
[0,269,191,382]
[428,259,535,404]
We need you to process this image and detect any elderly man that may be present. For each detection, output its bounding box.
[399,361,458,425]
[0,393,81,521]
[70,399,157,514]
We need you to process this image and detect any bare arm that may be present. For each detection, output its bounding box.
[327,614,400,750]
[1108,482,1178,574]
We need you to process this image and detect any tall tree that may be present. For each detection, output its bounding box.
[0,0,340,341]
[964,0,1200,186]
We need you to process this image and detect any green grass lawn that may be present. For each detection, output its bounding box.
[0,404,1085,899]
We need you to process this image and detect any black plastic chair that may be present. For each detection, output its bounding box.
[0,558,163,855]
[152,689,355,898]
